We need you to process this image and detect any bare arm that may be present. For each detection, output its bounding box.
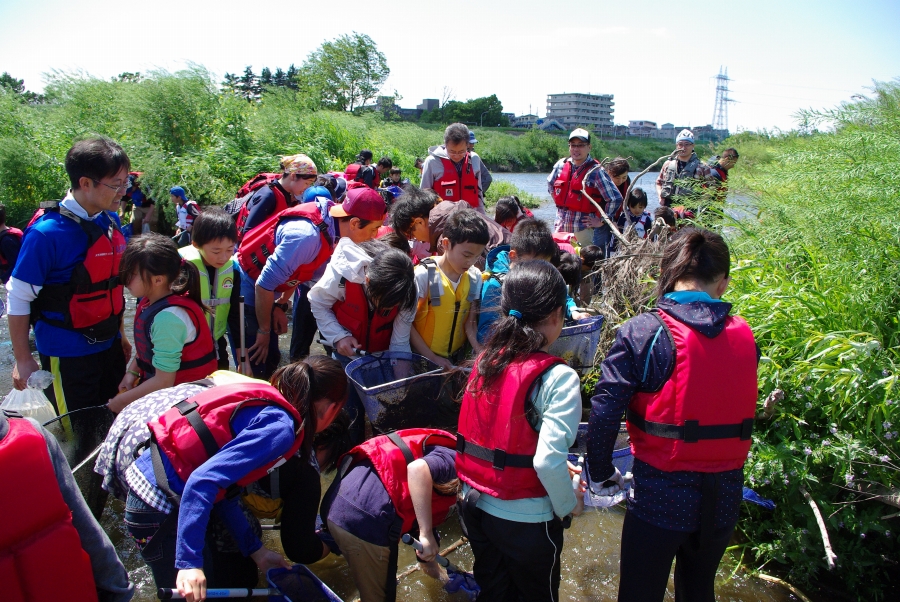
[10,314,38,390]
[407,459,439,561]
[248,285,275,364]
[464,305,482,355]
[108,369,176,413]
[410,326,453,370]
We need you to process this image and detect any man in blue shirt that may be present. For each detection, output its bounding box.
[7,137,131,468]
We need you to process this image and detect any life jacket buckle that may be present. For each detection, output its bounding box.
[492,448,507,471]
[683,420,700,443]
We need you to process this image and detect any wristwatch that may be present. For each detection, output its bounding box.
[274,302,289,313]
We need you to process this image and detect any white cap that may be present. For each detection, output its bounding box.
[568,128,591,142]
[675,129,694,143]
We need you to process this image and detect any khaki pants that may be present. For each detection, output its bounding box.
[131,204,151,232]
[327,519,395,602]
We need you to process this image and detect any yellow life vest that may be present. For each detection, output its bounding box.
[179,245,234,340]
[413,259,482,358]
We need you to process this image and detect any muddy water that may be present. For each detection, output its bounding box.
[1,283,795,602]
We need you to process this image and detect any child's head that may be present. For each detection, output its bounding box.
[556,252,582,288]
[169,186,188,206]
[389,167,402,183]
[269,355,348,464]
[579,244,603,269]
[378,230,414,258]
[191,209,238,269]
[654,206,677,229]
[376,157,393,173]
[655,228,730,298]
[510,218,556,262]
[119,232,205,310]
[494,196,522,231]
[358,240,417,314]
[474,260,568,390]
[330,187,386,243]
[65,137,131,191]
[414,157,424,171]
[302,185,332,204]
[627,188,648,216]
[389,186,438,242]
[439,208,489,273]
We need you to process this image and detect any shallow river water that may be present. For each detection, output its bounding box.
[0,179,796,601]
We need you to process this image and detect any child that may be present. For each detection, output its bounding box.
[0,202,23,284]
[108,233,217,413]
[179,209,238,369]
[388,186,439,261]
[456,260,584,601]
[577,244,603,303]
[171,186,200,247]
[556,251,582,294]
[381,166,408,188]
[309,239,417,443]
[616,187,653,240]
[411,208,488,369]
[586,228,758,602]
[477,218,588,344]
[320,428,459,602]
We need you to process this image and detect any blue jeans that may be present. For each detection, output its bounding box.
[333,351,365,445]
[240,304,281,379]
[592,224,612,255]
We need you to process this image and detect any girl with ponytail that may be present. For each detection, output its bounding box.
[586,227,758,602]
[456,260,585,601]
[108,233,217,413]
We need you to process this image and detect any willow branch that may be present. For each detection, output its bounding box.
[799,485,837,570]
[578,164,629,247]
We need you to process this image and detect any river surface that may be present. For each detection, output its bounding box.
[0,184,793,601]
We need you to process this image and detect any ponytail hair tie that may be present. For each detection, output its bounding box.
[508,309,523,320]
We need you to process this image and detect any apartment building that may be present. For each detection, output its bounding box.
[546,93,614,129]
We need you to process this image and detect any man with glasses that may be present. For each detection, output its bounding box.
[236,154,319,240]
[709,148,739,202]
[421,123,486,213]
[656,129,712,208]
[548,128,624,250]
[7,137,130,473]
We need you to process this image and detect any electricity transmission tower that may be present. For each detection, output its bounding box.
[712,66,733,132]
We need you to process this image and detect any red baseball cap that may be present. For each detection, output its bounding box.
[330,185,386,221]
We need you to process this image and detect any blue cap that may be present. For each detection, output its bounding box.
[302,185,332,203]
[468,131,478,144]
[169,186,187,200]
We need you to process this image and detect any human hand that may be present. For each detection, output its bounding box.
[107,395,130,414]
[434,356,455,371]
[335,336,361,358]
[273,307,288,335]
[176,568,206,602]
[571,310,591,321]
[585,214,604,228]
[12,357,39,391]
[417,532,440,563]
[248,331,271,364]
[118,371,138,392]
[595,467,625,497]
[250,546,290,574]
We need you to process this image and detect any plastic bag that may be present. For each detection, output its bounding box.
[1,370,56,425]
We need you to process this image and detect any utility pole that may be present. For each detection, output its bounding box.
[712,66,734,135]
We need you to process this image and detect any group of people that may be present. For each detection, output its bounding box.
[1,124,754,602]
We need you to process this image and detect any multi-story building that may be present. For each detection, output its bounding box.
[628,120,658,137]
[546,93,614,130]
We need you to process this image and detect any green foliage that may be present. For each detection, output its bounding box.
[422,94,509,127]
[301,33,389,111]
[724,81,900,600]
[484,180,541,209]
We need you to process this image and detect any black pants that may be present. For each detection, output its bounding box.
[216,335,229,370]
[460,496,564,602]
[289,284,317,361]
[618,511,735,602]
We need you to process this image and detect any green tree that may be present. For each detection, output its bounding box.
[0,72,44,104]
[301,32,389,111]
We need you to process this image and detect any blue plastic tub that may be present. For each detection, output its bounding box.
[267,565,342,602]
[548,315,605,374]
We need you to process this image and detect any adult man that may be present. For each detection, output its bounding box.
[548,128,623,251]
[237,154,318,240]
[709,147,739,201]
[8,138,130,462]
[125,172,153,235]
[656,129,712,207]
[467,130,493,193]
[421,123,486,213]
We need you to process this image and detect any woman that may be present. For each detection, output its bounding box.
[586,228,758,602]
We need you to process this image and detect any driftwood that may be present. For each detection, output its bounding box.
[757,573,813,602]
[799,486,838,570]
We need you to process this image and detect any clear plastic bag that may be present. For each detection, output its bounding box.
[1,370,57,425]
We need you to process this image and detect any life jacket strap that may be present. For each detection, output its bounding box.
[386,431,415,464]
[626,408,754,443]
[455,434,534,470]
[175,399,221,458]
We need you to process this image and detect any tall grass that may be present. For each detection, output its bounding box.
[723,81,900,599]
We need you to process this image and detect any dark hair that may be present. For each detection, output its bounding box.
[654,206,677,228]
[557,252,582,288]
[312,409,352,473]
[378,229,414,257]
[442,207,489,247]
[494,196,520,226]
[0,204,6,226]
[444,123,469,145]
[389,186,437,237]
[414,157,424,170]
[389,167,402,175]
[269,356,348,463]
[315,175,337,197]
[655,228,730,297]
[606,157,630,177]
[191,208,238,246]
[722,147,739,159]
[579,244,603,267]
[510,217,556,259]
[65,137,131,190]
[338,216,373,230]
[357,149,373,163]
[473,261,567,391]
[377,157,393,169]
[358,240,417,313]
[627,187,648,209]
[118,233,206,312]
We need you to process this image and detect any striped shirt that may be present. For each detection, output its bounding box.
[547,157,623,233]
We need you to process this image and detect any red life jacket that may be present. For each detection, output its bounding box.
[343,429,458,536]
[456,352,565,499]
[134,295,217,384]
[432,156,479,209]
[235,181,289,242]
[236,203,333,292]
[551,158,602,214]
[0,413,98,602]
[344,163,377,188]
[332,280,398,352]
[627,309,758,473]
[0,227,23,269]
[31,206,126,341]
[148,383,304,503]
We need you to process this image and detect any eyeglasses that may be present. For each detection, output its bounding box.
[569,143,588,149]
[675,142,693,148]
[723,155,738,161]
[92,179,128,192]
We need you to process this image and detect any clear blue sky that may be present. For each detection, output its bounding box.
[1,0,897,132]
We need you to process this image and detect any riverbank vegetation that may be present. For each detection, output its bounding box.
[0,68,671,228]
